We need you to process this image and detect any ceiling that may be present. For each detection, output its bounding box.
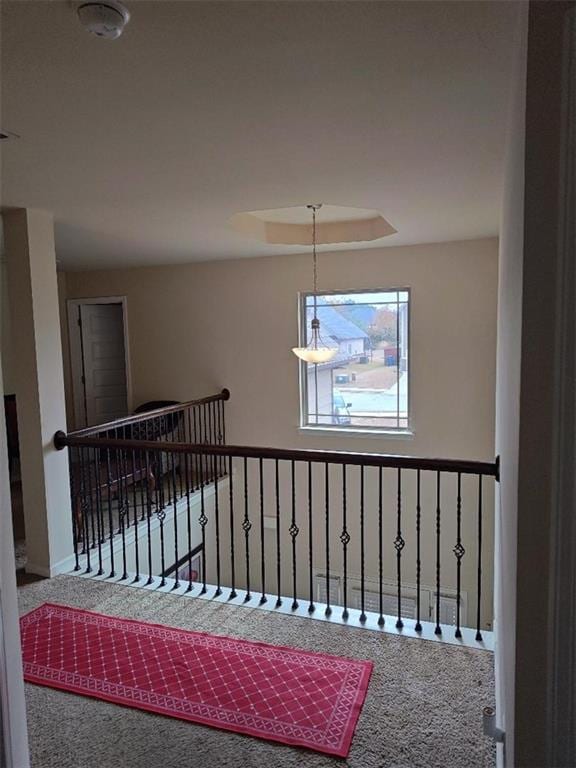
[1,1,518,270]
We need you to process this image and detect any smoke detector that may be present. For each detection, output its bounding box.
[77,1,130,40]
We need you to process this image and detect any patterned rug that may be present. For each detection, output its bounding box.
[20,603,373,757]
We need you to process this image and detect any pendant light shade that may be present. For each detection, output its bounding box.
[292,205,338,364]
[292,318,338,363]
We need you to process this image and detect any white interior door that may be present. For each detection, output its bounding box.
[79,303,129,426]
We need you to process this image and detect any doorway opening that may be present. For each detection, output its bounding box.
[67,297,131,429]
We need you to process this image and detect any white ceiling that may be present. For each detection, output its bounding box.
[1,1,518,270]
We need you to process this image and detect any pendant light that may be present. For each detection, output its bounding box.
[292,204,338,364]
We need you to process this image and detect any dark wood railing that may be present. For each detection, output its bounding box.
[55,402,499,644]
[61,390,229,559]
[68,389,230,439]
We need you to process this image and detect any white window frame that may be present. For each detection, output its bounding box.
[297,288,412,436]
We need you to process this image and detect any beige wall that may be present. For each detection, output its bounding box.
[0,260,16,395]
[64,237,497,457]
[57,272,74,429]
[63,237,498,627]
[3,209,73,576]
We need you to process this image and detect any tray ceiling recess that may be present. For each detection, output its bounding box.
[230,205,397,246]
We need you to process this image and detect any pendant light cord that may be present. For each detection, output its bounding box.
[308,203,320,321]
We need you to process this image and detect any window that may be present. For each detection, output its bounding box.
[299,289,410,432]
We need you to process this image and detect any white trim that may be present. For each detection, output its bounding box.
[68,569,494,652]
[66,296,132,428]
[72,480,223,574]
[296,287,413,435]
[547,6,576,765]
[0,357,30,766]
[25,553,79,579]
[298,426,414,440]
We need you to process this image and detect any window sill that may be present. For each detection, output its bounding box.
[298,426,415,440]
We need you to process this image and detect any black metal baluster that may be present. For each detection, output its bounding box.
[122,426,131,531]
[259,457,267,604]
[378,466,384,626]
[78,447,90,560]
[454,473,464,638]
[289,460,299,610]
[275,459,282,608]
[197,406,205,488]
[105,448,115,577]
[163,416,172,506]
[171,446,180,590]
[395,467,405,629]
[228,455,237,599]
[360,465,366,623]
[204,403,214,472]
[93,449,104,575]
[221,397,226,468]
[435,471,442,635]
[128,440,137,533]
[88,447,96,549]
[215,399,223,476]
[159,417,167,508]
[119,484,128,581]
[80,447,91,573]
[476,474,483,642]
[186,410,192,486]
[76,447,86,569]
[183,407,190,495]
[415,469,422,632]
[221,394,227,447]
[150,418,161,516]
[139,425,148,522]
[214,452,222,597]
[192,406,200,491]
[70,447,80,572]
[170,416,178,504]
[242,457,252,601]
[185,407,194,492]
[307,462,315,614]
[157,446,167,587]
[202,403,209,482]
[98,445,106,544]
[131,449,140,583]
[185,447,193,592]
[145,449,154,586]
[177,409,185,499]
[324,463,331,617]
[341,464,350,620]
[198,445,208,594]
[118,442,128,581]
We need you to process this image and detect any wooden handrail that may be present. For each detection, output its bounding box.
[68,388,230,438]
[54,431,499,478]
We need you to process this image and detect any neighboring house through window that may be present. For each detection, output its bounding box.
[299,289,410,431]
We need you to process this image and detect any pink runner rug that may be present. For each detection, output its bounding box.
[20,603,372,757]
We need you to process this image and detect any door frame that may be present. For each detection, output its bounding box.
[67,296,132,429]
[0,361,30,767]
[547,4,576,764]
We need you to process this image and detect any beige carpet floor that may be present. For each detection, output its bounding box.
[18,575,495,768]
